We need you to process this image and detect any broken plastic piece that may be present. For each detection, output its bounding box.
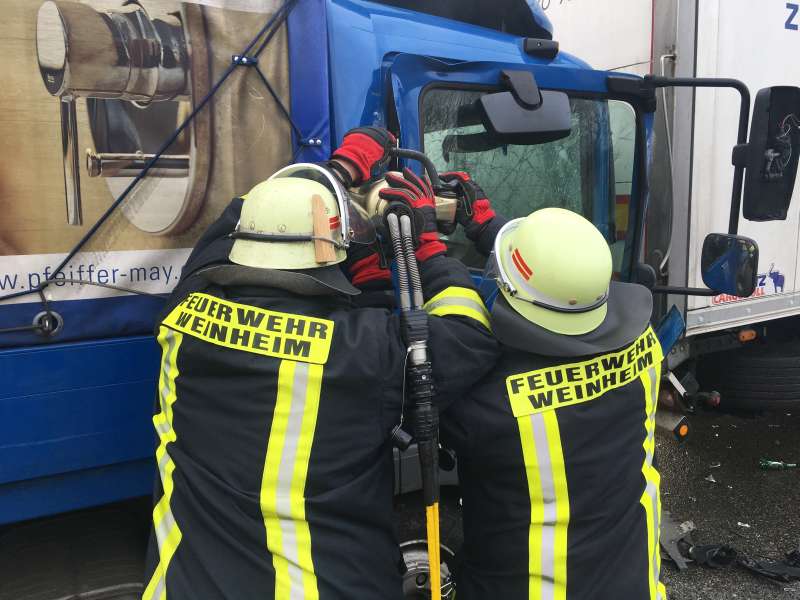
[739,556,800,582]
[659,511,696,571]
[690,544,738,568]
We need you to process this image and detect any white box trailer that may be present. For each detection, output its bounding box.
[542,0,800,410]
[685,1,800,335]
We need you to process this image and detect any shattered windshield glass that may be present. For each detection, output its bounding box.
[422,88,637,272]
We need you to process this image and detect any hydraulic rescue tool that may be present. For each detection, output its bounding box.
[350,150,459,234]
[381,148,456,600]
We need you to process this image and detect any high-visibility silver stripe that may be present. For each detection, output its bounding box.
[159,331,177,418]
[275,362,310,599]
[158,450,171,480]
[645,366,658,464]
[154,328,178,576]
[530,413,556,600]
[144,329,183,600]
[644,365,662,597]
[155,505,178,552]
[425,296,490,318]
[154,418,172,438]
[644,479,660,594]
[152,573,166,600]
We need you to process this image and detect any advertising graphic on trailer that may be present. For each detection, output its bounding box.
[0,0,292,344]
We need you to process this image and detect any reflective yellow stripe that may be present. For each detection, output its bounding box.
[517,415,543,600]
[658,581,668,600]
[261,360,322,600]
[424,286,492,330]
[517,411,569,600]
[295,363,323,600]
[639,364,663,600]
[543,410,569,600]
[143,328,184,600]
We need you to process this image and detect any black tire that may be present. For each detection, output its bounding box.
[697,338,800,411]
[394,488,463,599]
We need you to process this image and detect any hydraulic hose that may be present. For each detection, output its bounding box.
[400,215,425,311]
[394,212,441,600]
[387,213,412,311]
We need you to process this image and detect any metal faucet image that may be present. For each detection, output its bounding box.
[35,0,207,234]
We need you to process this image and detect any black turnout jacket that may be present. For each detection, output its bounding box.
[142,199,498,600]
[440,216,666,600]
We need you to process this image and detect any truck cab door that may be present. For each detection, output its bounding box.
[387,54,650,280]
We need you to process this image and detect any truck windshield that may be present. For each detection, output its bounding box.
[422,88,637,273]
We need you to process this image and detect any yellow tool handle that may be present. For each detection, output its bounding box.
[426,502,442,600]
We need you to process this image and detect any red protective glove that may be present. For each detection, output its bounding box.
[344,243,392,288]
[331,127,396,186]
[379,168,447,262]
[439,171,496,240]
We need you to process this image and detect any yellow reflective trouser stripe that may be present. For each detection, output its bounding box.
[261,360,323,600]
[423,286,492,330]
[143,328,184,600]
[517,410,570,600]
[640,365,664,600]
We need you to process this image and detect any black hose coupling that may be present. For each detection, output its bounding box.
[401,309,429,346]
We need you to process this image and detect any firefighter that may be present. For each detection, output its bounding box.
[439,173,666,600]
[142,130,497,600]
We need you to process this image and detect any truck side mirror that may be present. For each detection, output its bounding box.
[740,86,800,221]
[700,233,759,298]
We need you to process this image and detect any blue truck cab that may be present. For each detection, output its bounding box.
[1,1,659,595]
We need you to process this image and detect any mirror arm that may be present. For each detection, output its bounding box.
[652,285,718,297]
[646,76,751,235]
[500,70,542,110]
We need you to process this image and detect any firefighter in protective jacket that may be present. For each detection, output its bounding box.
[142,130,497,600]
[439,173,666,600]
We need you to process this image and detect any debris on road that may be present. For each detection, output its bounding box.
[661,511,697,571]
[759,458,798,471]
[739,555,800,583]
[660,411,800,599]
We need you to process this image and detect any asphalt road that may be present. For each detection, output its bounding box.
[658,409,800,600]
